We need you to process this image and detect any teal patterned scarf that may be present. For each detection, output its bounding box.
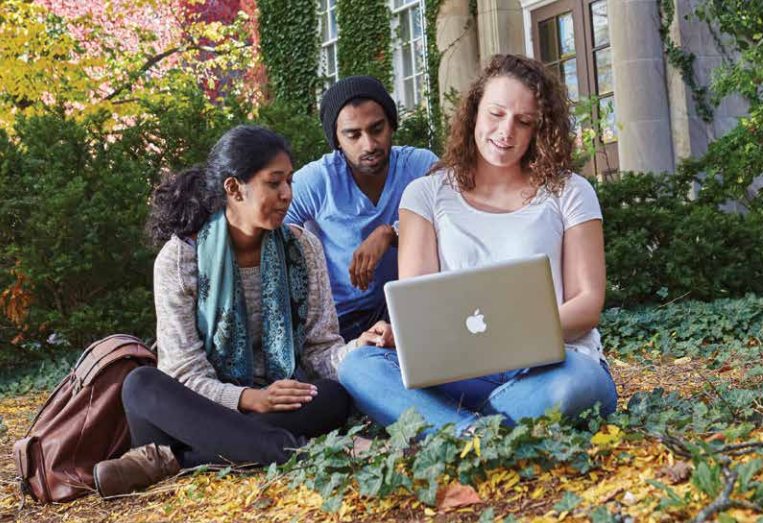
[195,210,308,386]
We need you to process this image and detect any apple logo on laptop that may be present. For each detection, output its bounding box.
[466,309,487,334]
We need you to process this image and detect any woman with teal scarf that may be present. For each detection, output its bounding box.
[93,126,355,497]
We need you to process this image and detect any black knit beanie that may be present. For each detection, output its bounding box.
[319,76,398,150]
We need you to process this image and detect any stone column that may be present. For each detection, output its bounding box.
[609,0,675,173]
[476,0,526,67]
[436,0,480,114]
[666,0,748,165]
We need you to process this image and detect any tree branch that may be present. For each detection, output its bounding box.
[692,457,763,522]
[103,42,252,102]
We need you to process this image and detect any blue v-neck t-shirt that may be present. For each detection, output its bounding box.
[285,146,438,318]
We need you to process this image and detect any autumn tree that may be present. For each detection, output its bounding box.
[0,0,263,353]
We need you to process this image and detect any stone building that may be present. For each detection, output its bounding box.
[332,1,746,177]
[435,0,748,176]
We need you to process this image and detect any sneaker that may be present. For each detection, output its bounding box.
[93,443,180,497]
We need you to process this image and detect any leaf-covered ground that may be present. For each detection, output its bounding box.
[1,296,763,523]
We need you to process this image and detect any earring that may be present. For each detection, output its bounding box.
[235,194,243,201]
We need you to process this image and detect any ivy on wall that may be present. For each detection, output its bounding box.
[258,0,321,112]
[424,0,445,153]
[336,0,392,90]
[657,0,714,123]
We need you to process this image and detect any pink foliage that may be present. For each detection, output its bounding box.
[35,0,266,104]
[180,0,265,102]
[35,0,182,59]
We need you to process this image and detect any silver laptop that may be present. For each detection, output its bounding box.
[384,254,565,389]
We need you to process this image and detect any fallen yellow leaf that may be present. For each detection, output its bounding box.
[591,425,623,446]
[461,439,474,458]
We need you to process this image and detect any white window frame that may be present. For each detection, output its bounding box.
[520,0,560,58]
[317,0,339,88]
[390,0,429,112]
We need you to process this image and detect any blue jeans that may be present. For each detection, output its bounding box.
[338,346,618,434]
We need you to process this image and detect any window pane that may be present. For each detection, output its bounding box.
[319,48,327,76]
[538,18,559,63]
[562,59,579,102]
[595,47,613,94]
[413,39,424,74]
[404,78,415,108]
[319,0,327,12]
[327,44,336,75]
[412,5,422,39]
[558,12,575,58]
[591,0,610,47]
[600,95,617,142]
[400,9,411,41]
[329,9,337,39]
[572,116,583,149]
[329,0,336,6]
[415,73,424,105]
[321,12,328,42]
[402,44,413,77]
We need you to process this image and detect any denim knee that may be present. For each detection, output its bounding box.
[542,353,617,418]
[338,345,380,389]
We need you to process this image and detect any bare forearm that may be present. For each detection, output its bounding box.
[558,293,603,342]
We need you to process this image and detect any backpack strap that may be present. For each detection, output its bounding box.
[74,336,156,389]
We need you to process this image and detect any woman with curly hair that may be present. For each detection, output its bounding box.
[93,125,359,497]
[338,54,617,433]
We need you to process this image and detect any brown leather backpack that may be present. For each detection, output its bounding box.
[13,334,157,504]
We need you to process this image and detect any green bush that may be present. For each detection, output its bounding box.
[0,109,159,356]
[595,171,763,306]
[395,106,438,155]
[0,89,329,365]
[257,101,329,169]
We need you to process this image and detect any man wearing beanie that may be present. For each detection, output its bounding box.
[286,75,437,343]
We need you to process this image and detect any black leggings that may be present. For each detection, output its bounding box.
[121,366,351,467]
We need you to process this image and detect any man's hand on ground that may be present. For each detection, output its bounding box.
[358,320,395,348]
[349,225,395,291]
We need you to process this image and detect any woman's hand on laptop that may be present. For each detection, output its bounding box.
[358,321,396,349]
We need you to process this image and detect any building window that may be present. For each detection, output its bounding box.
[391,0,426,110]
[531,0,618,176]
[318,0,339,89]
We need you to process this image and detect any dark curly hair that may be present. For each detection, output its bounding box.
[435,54,574,196]
[146,125,292,247]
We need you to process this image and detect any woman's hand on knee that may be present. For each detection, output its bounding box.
[239,380,318,413]
[358,321,395,349]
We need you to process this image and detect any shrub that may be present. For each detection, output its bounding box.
[595,171,763,306]
[0,91,329,364]
[395,106,439,155]
[0,109,159,356]
[256,101,329,169]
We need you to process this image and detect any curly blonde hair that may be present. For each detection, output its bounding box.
[436,54,574,196]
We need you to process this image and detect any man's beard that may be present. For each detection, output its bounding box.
[346,149,390,177]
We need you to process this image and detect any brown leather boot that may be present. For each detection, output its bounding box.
[93,443,180,497]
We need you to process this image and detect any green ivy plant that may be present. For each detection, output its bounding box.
[657,0,714,123]
[424,0,445,153]
[272,294,763,514]
[675,0,763,213]
[258,0,321,112]
[336,0,392,90]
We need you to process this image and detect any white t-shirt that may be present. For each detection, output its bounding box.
[399,170,604,361]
